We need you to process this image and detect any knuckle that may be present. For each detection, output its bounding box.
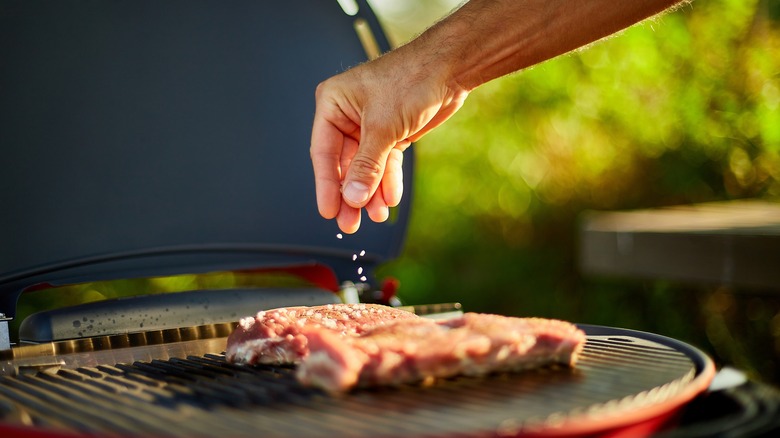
[314,81,328,98]
[349,156,383,179]
[313,87,323,103]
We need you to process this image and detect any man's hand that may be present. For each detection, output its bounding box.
[310,46,468,234]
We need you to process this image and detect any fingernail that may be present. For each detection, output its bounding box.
[343,181,370,205]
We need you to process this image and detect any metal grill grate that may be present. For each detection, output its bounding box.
[0,334,703,437]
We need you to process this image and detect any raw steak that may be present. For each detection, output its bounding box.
[226,303,419,365]
[297,313,586,393]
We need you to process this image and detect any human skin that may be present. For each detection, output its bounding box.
[310,0,687,234]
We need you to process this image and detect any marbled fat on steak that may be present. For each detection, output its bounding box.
[226,304,419,365]
[297,313,586,393]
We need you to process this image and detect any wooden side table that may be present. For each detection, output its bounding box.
[579,200,780,290]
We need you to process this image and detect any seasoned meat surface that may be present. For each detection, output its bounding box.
[226,303,419,365]
[228,304,586,393]
[297,313,586,393]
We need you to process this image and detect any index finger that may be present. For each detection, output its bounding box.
[311,116,346,219]
[310,89,361,216]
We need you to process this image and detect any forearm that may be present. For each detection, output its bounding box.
[310,0,688,232]
[403,0,687,92]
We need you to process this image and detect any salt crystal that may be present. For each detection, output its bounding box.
[360,276,367,281]
[336,233,343,239]
[359,250,366,256]
[357,267,363,275]
[352,254,357,261]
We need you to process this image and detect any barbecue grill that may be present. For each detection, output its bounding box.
[1,1,778,437]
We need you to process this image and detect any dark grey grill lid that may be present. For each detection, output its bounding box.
[0,0,410,319]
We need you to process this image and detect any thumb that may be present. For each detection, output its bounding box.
[342,136,392,209]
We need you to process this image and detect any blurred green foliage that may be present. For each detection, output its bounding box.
[372,0,780,384]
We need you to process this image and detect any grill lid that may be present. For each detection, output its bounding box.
[0,0,410,330]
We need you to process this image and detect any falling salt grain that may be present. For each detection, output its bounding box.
[352,254,357,261]
[336,233,343,239]
[357,267,363,275]
[360,276,367,282]
[359,250,366,257]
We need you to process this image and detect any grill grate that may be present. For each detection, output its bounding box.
[0,335,703,437]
